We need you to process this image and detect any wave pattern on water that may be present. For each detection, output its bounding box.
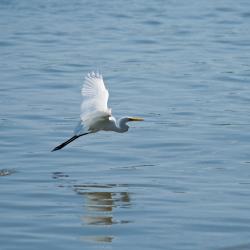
[1,0,250,250]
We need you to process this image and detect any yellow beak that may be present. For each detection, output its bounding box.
[128,117,144,121]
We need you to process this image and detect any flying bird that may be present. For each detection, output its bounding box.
[52,72,144,151]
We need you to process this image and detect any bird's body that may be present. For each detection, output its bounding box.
[52,72,143,151]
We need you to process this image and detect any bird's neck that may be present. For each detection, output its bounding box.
[116,117,129,133]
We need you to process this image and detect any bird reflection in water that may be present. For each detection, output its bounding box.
[74,184,131,243]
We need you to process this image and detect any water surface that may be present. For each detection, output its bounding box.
[1,1,250,249]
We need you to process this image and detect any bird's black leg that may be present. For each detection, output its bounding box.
[51,132,90,152]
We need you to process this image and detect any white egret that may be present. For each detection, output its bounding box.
[52,72,144,151]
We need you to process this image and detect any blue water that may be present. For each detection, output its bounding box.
[1,1,250,249]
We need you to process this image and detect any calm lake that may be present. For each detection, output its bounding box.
[1,1,250,249]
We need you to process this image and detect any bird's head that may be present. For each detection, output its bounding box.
[118,117,144,132]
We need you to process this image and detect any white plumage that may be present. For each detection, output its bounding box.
[52,72,144,152]
[80,72,111,131]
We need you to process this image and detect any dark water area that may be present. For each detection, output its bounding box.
[1,1,250,249]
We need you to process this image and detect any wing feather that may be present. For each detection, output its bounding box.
[80,72,111,129]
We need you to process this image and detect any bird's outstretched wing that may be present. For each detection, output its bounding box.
[80,72,111,130]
